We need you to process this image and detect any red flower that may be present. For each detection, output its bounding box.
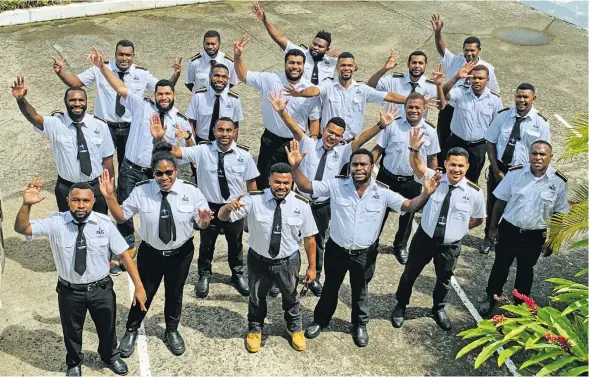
[545,332,572,352]
[492,315,505,325]
[513,289,539,314]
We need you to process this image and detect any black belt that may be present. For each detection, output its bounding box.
[58,276,111,291]
[262,129,293,142]
[249,248,298,265]
[330,238,375,256]
[107,121,131,129]
[380,166,414,182]
[124,158,153,174]
[503,220,546,235]
[57,175,99,186]
[453,134,486,146]
[144,237,194,257]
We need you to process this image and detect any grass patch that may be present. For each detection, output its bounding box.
[0,0,72,12]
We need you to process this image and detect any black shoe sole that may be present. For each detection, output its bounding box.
[304,328,321,339]
[391,319,404,328]
[120,348,134,358]
[352,338,368,347]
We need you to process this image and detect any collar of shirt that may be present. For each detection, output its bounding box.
[110,61,135,76]
[440,174,468,191]
[466,86,491,100]
[64,113,90,127]
[523,163,556,180]
[150,178,182,197]
[509,106,537,121]
[279,73,310,89]
[398,117,428,131]
[262,188,293,204]
[200,49,225,64]
[206,84,229,100]
[150,103,179,120]
[402,72,427,88]
[65,210,100,225]
[211,140,236,153]
[333,78,360,90]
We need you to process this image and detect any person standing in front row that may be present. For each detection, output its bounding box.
[99,144,213,358]
[15,178,146,377]
[391,128,485,331]
[290,148,441,347]
[218,163,318,354]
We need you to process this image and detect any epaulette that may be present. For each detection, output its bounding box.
[425,78,435,84]
[435,167,444,172]
[299,43,308,49]
[555,170,568,182]
[375,180,389,189]
[294,192,310,203]
[335,175,348,179]
[537,112,548,122]
[176,111,188,120]
[93,115,107,123]
[356,80,365,84]
[394,116,402,121]
[143,97,154,104]
[183,180,198,188]
[249,190,264,195]
[459,84,470,89]
[198,140,213,145]
[327,77,334,80]
[225,55,234,62]
[135,66,147,71]
[424,119,435,128]
[508,164,523,171]
[190,53,202,61]
[194,87,207,94]
[490,90,500,97]
[498,107,510,113]
[236,143,249,151]
[50,110,64,116]
[466,180,481,191]
[392,72,404,78]
[228,89,239,98]
[104,60,110,64]
[135,180,149,187]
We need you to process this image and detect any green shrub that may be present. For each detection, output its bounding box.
[0,0,71,12]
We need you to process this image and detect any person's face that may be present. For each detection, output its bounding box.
[321,123,345,149]
[349,154,373,184]
[405,98,425,125]
[210,67,229,92]
[65,90,87,121]
[203,37,220,57]
[214,120,236,147]
[529,143,552,172]
[444,155,469,185]
[67,188,95,220]
[470,69,488,93]
[309,37,329,57]
[337,58,356,80]
[155,86,175,112]
[284,55,305,81]
[115,45,135,71]
[462,43,480,62]
[407,55,427,78]
[154,160,177,192]
[269,172,292,199]
[514,89,536,113]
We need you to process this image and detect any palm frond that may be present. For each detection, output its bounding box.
[569,184,588,203]
[547,201,588,252]
[559,114,588,161]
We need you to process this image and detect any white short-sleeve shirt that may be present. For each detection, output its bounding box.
[448,86,503,141]
[376,72,437,118]
[284,40,337,84]
[440,49,500,93]
[185,49,239,92]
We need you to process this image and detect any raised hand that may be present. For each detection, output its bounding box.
[23,177,46,205]
[430,13,443,32]
[150,113,167,140]
[378,102,400,127]
[424,96,441,111]
[52,56,66,73]
[285,140,306,168]
[423,170,442,194]
[11,75,28,99]
[86,46,105,67]
[172,57,182,74]
[409,127,426,151]
[253,2,265,21]
[225,196,246,212]
[431,63,444,85]
[457,61,476,79]
[175,127,189,140]
[198,208,215,223]
[282,83,304,97]
[98,169,116,198]
[233,36,250,56]
[383,49,398,70]
[267,88,288,113]
[325,48,343,58]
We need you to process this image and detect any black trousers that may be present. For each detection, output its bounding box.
[395,226,461,310]
[117,158,154,248]
[314,238,378,327]
[198,202,245,278]
[376,168,421,249]
[126,239,194,331]
[442,133,487,184]
[436,105,454,162]
[485,220,546,298]
[191,135,209,186]
[55,176,108,215]
[247,249,301,332]
[107,122,130,174]
[484,160,509,237]
[310,200,331,278]
[255,129,292,189]
[56,277,119,368]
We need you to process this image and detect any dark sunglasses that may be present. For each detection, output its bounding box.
[154,170,175,177]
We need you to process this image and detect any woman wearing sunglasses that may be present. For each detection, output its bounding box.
[99,142,214,357]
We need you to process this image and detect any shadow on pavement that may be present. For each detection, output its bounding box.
[5,236,55,273]
[0,325,64,372]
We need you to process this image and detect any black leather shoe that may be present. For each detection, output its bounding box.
[304,322,322,339]
[119,330,138,358]
[393,246,409,264]
[66,365,82,376]
[231,275,250,296]
[195,275,211,298]
[165,329,186,356]
[391,304,406,328]
[269,284,280,297]
[352,325,369,347]
[478,294,496,317]
[480,238,492,255]
[432,308,452,331]
[309,279,323,297]
[105,357,128,376]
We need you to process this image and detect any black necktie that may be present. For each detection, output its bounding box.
[159,111,166,132]
[74,222,87,276]
[433,185,458,242]
[311,61,319,85]
[210,59,217,68]
[209,95,221,141]
[409,82,418,93]
[115,71,126,117]
[268,199,283,258]
[74,122,92,176]
[218,150,233,200]
[314,148,329,181]
[501,116,524,166]
[159,191,176,244]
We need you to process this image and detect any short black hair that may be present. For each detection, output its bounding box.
[155,79,175,93]
[285,49,306,64]
[350,148,374,165]
[472,64,489,77]
[531,140,552,150]
[338,52,355,61]
[517,83,535,93]
[151,142,177,170]
[446,147,469,160]
[211,63,229,73]
[408,50,428,64]
[270,162,292,175]
[215,117,236,128]
[203,30,221,42]
[326,117,346,130]
[463,36,481,49]
[69,182,93,196]
[315,30,332,46]
[64,86,87,102]
[405,92,426,106]
[115,39,135,53]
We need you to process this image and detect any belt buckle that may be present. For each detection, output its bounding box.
[87,282,95,291]
[162,250,172,256]
[519,228,526,234]
[397,176,407,182]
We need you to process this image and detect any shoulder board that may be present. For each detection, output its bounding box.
[508,164,523,171]
[198,140,213,145]
[190,53,202,61]
[236,143,249,151]
[228,89,239,98]
[194,87,207,94]
[555,170,568,182]
[104,60,110,64]
[424,119,435,127]
[375,180,389,189]
[249,190,264,195]
[176,111,188,120]
[294,192,310,203]
[93,115,107,123]
[392,72,404,78]
[459,84,470,89]
[299,43,308,49]
[183,180,198,188]
[466,180,480,191]
[537,112,548,122]
[50,110,64,116]
[425,78,435,84]
[356,80,365,84]
[135,66,147,71]
[135,180,150,187]
[327,77,334,80]
[498,107,510,114]
[394,116,402,121]
[490,90,500,97]
[335,175,348,179]
[143,97,154,104]
[435,167,444,172]
[224,55,234,62]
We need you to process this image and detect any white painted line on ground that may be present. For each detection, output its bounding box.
[127,274,152,377]
[554,113,582,137]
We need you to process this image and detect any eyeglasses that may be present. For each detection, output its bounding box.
[154,170,175,177]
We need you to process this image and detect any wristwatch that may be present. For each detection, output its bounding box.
[185,130,192,140]
[408,147,420,153]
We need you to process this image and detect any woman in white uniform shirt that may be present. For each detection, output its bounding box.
[100,143,213,357]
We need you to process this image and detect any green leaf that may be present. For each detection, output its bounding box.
[574,268,588,278]
[547,278,578,286]
[498,345,521,367]
[504,323,534,341]
[456,336,494,359]
[458,327,492,339]
[561,298,588,316]
[474,340,505,369]
[502,304,532,317]
[551,315,587,359]
[525,342,561,351]
[568,239,588,250]
[520,349,564,369]
[537,357,579,377]
[560,364,589,376]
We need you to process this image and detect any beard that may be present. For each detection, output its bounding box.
[311,52,325,62]
[156,99,175,113]
[409,70,424,79]
[66,106,87,122]
[285,70,302,82]
[70,210,91,223]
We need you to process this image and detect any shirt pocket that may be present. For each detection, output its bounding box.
[540,191,556,219]
[336,197,351,207]
[194,73,209,87]
[56,237,75,263]
[453,202,470,221]
[128,79,145,93]
[284,215,303,239]
[56,134,74,147]
[87,237,109,257]
[177,204,195,223]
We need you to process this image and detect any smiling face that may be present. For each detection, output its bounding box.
[269,172,292,200]
[444,154,469,185]
[115,45,134,71]
[337,57,355,81]
[154,85,175,112]
[349,153,373,184]
[154,160,177,192]
[210,66,229,93]
[407,54,427,79]
[321,122,345,150]
[214,119,236,147]
[463,43,480,62]
[405,98,425,125]
[309,37,329,58]
[514,89,536,114]
[284,54,305,81]
[65,89,87,122]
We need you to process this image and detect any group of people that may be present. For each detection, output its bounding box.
[10,3,569,376]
